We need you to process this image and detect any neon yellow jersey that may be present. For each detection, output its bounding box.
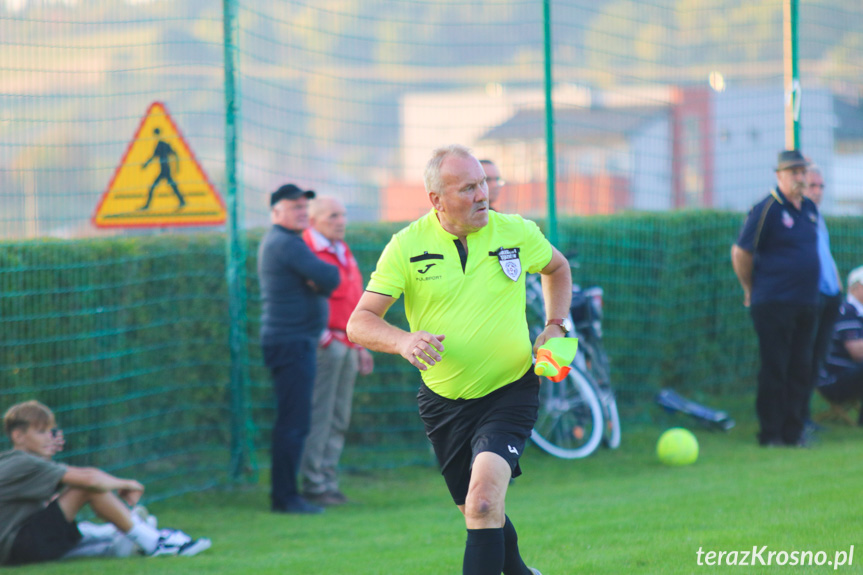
[366,209,553,399]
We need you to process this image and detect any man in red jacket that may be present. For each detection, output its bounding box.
[300,196,374,506]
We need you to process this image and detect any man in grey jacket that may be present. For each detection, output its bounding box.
[258,184,340,514]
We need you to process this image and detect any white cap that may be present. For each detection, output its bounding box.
[848,266,863,288]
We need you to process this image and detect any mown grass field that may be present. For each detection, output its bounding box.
[19,413,863,575]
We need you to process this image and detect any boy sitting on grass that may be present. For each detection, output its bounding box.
[0,400,211,566]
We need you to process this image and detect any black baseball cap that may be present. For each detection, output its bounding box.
[270,184,315,206]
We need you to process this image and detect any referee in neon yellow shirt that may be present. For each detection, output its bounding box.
[347,145,571,575]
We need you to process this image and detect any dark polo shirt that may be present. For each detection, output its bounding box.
[736,187,819,306]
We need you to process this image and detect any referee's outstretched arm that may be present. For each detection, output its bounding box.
[347,291,445,372]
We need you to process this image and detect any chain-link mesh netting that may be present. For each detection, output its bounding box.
[2,0,863,498]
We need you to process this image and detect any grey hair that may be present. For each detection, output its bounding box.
[424,144,474,195]
[808,163,822,177]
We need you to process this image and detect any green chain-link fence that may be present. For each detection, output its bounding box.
[2,0,863,500]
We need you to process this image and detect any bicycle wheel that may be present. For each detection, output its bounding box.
[531,366,604,459]
[598,384,621,449]
[578,339,621,449]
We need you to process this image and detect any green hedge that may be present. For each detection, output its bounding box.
[560,211,863,418]
[2,211,862,497]
[0,235,232,497]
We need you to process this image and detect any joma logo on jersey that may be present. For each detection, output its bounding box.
[411,252,443,281]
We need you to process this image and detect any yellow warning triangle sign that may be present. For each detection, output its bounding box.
[93,102,226,228]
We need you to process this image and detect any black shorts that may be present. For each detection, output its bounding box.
[417,369,540,505]
[7,499,82,566]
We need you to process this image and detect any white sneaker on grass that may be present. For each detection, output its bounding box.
[176,537,212,556]
[529,568,543,575]
[148,529,212,557]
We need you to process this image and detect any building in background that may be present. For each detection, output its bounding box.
[832,96,863,215]
[710,86,833,212]
[383,84,857,222]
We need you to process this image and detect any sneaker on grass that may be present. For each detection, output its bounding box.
[149,529,212,557]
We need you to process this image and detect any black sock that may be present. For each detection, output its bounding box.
[463,527,505,575]
[502,515,532,575]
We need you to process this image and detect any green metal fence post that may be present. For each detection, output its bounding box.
[223,0,249,482]
[543,0,558,245]
[784,0,800,149]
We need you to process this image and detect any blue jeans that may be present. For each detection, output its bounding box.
[264,339,316,509]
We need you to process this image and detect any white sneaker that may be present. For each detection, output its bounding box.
[529,568,543,575]
[159,529,191,547]
[177,537,212,557]
[148,529,211,557]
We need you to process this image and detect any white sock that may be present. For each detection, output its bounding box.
[125,519,161,554]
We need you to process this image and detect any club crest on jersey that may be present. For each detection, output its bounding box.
[496,247,521,281]
[781,210,793,228]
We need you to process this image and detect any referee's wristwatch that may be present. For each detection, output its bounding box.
[545,317,572,335]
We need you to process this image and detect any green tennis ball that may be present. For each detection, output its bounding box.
[656,427,698,466]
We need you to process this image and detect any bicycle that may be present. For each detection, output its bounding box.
[570,285,621,449]
[525,272,620,458]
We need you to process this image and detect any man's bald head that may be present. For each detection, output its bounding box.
[309,196,347,242]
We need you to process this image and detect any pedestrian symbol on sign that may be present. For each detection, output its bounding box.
[140,128,185,212]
